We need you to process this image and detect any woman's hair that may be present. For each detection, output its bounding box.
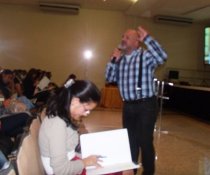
[46,80,101,129]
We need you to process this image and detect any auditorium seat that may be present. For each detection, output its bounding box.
[16,118,45,175]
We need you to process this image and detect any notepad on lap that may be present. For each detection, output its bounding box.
[80,129,140,175]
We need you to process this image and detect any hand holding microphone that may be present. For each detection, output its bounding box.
[111,44,124,63]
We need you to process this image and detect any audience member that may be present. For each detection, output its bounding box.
[39,79,102,175]
[22,68,40,99]
[0,69,35,112]
[0,69,13,99]
[13,70,24,97]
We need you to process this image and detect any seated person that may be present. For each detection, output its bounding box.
[39,79,102,175]
[33,82,58,108]
[0,69,35,112]
[39,79,131,175]
[22,68,41,100]
[0,69,13,99]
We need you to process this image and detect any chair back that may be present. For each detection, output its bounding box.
[29,117,41,139]
[16,118,45,175]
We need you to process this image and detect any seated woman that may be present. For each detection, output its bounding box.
[38,79,102,175]
[39,79,134,175]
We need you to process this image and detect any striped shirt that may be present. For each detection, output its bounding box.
[105,35,167,101]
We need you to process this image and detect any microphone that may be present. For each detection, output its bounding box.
[112,57,117,63]
[111,44,124,63]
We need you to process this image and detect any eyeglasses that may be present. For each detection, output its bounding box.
[82,104,91,116]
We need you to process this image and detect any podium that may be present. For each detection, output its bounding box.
[100,86,123,108]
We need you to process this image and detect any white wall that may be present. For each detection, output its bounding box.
[0,4,208,88]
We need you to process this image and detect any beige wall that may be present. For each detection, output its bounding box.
[0,4,209,88]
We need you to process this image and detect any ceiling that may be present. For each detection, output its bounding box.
[0,0,210,23]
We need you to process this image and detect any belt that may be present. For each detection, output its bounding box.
[124,96,156,104]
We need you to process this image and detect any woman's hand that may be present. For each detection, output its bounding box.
[82,155,102,168]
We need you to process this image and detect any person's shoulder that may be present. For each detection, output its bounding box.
[42,116,66,129]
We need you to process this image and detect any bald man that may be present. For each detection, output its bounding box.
[105,26,167,175]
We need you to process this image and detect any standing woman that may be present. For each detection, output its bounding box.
[38,79,101,175]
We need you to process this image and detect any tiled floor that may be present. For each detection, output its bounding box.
[82,107,210,175]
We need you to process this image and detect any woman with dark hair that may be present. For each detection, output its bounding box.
[38,79,101,175]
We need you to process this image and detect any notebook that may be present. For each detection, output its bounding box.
[80,128,140,175]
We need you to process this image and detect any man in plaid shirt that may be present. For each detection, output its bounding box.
[105,26,167,175]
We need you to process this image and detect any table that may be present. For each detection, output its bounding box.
[164,84,210,122]
[100,86,123,108]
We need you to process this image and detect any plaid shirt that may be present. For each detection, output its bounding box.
[105,35,167,101]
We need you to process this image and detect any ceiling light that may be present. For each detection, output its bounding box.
[131,0,138,3]
[83,50,93,60]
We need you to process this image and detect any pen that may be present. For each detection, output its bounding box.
[97,155,107,158]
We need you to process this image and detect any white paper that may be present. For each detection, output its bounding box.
[37,76,50,90]
[80,129,140,175]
